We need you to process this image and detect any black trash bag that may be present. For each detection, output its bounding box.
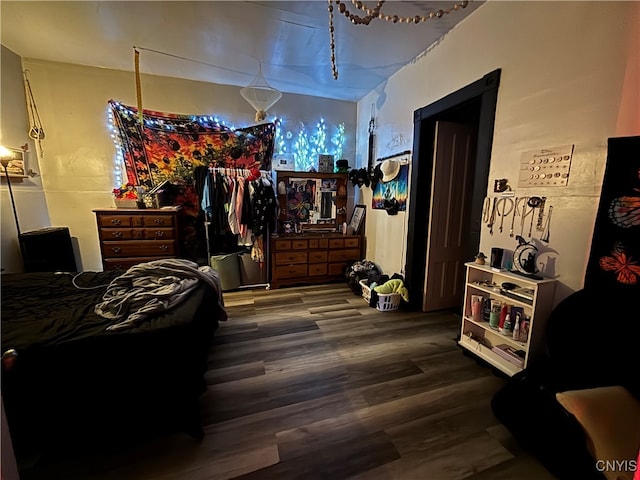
[345,260,381,295]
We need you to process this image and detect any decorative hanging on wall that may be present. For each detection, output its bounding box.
[108,100,275,191]
[585,135,640,290]
[372,162,409,213]
[371,151,410,212]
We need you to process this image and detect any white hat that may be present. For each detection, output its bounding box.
[381,159,400,182]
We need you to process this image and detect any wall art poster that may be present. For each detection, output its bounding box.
[584,135,640,291]
[287,178,317,223]
[372,163,409,211]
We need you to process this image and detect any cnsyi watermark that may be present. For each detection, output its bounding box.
[595,460,638,473]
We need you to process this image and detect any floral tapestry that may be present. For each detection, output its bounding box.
[108,100,275,189]
[108,100,275,263]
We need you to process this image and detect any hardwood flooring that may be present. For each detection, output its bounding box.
[19,283,556,480]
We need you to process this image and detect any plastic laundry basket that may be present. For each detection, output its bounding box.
[359,280,401,312]
[210,253,241,291]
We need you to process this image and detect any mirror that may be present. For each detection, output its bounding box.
[276,172,348,234]
[286,177,337,225]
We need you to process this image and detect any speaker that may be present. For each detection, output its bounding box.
[19,227,77,273]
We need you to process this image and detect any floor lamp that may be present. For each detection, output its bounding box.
[0,146,21,236]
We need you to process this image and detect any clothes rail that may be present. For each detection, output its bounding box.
[207,166,271,178]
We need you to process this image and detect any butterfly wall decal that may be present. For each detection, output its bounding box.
[608,195,640,228]
[599,241,640,284]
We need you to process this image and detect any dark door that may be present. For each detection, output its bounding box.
[423,121,477,311]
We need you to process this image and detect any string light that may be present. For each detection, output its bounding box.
[108,101,346,178]
[277,118,345,172]
[327,0,470,79]
[107,105,125,187]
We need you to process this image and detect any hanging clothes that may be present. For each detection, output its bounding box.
[235,177,247,238]
[238,180,254,247]
[250,178,277,237]
[195,168,275,255]
[227,176,239,235]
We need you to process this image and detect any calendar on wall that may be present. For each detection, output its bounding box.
[518,145,574,187]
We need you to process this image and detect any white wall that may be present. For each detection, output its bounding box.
[356,1,640,301]
[10,59,356,271]
[0,45,50,273]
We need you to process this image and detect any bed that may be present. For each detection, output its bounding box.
[1,259,227,460]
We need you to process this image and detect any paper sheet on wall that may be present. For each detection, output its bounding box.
[518,145,574,187]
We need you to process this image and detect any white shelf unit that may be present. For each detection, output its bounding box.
[459,262,556,376]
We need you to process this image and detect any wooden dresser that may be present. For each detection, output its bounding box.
[270,234,363,289]
[94,208,182,270]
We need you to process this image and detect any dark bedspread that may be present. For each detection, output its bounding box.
[1,270,213,352]
[1,269,225,461]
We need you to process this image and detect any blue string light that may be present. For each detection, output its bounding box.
[107,102,346,184]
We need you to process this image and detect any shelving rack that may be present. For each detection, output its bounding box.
[459,262,557,376]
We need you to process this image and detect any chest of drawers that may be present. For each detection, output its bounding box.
[94,208,182,270]
[270,234,363,288]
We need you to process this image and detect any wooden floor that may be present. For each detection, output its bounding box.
[20,283,556,480]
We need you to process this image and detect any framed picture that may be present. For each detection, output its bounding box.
[318,154,334,173]
[273,153,295,171]
[348,204,366,234]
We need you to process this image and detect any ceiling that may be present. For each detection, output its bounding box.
[1,1,483,102]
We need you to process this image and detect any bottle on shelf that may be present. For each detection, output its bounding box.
[500,312,512,335]
[512,316,520,340]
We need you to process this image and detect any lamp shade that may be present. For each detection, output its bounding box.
[240,64,282,122]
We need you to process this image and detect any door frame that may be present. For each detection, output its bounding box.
[405,69,501,310]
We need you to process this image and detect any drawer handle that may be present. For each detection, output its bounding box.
[112,247,122,254]
[112,231,123,238]
[159,245,169,251]
[110,219,122,226]
[153,219,164,224]
[154,231,166,237]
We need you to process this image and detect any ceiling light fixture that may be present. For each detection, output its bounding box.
[327,0,470,79]
[240,63,283,123]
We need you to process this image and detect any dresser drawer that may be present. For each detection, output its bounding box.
[308,263,327,276]
[274,264,307,279]
[274,240,292,251]
[291,240,308,249]
[143,228,175,240]
[102,240,176,258]
[274,251,307,265]
[328,248,361,263]
[308,251,328,263]
[143,215,174,227]
[329,239,344,249]
[100,228,137,240]
[344,237,360,248]
[308,239,319,249]
[98,215,135,228]
[328,263,348,276]
[100,227,175,241]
